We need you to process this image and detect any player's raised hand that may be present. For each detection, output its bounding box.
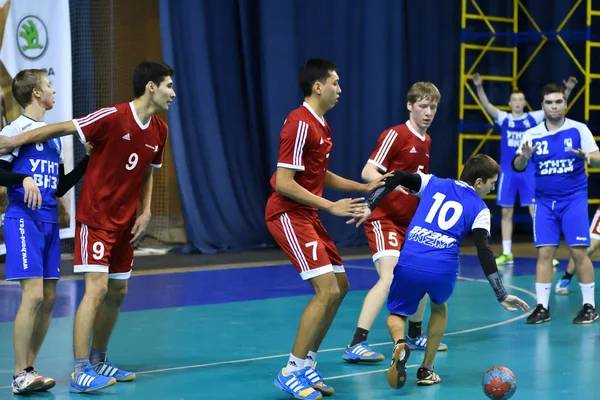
[22,177,42,210]
[0,135,16,155]
[130,212,151,246]
[472,73,482,86]
[500,294,530,312]
[520,141,539,159]
[328,197,365,217]
[346,206,371,228]
[563,76,578,90]
[568,148,591,164]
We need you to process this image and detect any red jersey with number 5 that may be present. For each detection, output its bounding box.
[72,102,168,231]
[367,122,431,226]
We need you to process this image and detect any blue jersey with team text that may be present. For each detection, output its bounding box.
[0,115,63,222]
[496,110,544,172]
[518,119,599,199]
[398,174,490,274]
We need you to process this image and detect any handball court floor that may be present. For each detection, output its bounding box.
[0,241,598,399]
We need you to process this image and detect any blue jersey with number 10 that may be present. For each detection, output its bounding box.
[398,173,491,275]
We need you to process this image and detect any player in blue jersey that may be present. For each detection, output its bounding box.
[347,154,530,389]
[0,69,90,394]
[472,73,577,265]
[514,83,600,324]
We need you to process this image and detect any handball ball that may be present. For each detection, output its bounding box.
[482,366,516,399]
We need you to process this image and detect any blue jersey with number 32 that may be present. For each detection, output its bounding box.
[398,173,491,274]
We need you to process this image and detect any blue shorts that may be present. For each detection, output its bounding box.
[387,264,457,316]
[4,217,60,280]
[533,195,590,247]
[496,171,535,207]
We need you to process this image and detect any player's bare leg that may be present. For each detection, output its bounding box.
[386,314,410,389]
[417,303,445,385]
[90,279,128,358]
[28,280,57,366]
[496,207,514,265]
[26,280,57,391]
[14,279,44,374]
[527,246,556,323]
[73,272,108,360]
[356,257,395,332]
[570,246,598,324]
[557,239,600,294]
[309,272,349,354]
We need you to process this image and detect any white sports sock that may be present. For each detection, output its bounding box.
[285,354,305,374]
[580,282,596,308]
[502,240,512,255]
[536,283,552,309]
[305,351,317,368]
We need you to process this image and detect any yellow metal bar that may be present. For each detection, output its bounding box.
[589,73,600,79]
[465,14,514,23]
[461,0,467,28]
[513,0,518,91]
[469,128,495,157]
[566,85,585,113]
[458,136,463,178]
[464,104,511,111]
[466,37,496,75]
[556,36,586,75]
[590,168,600,173]
[518,0,544,33]
[468,74,513,82]
[589,199,600,205]
[586,38,591,121]
[470,0,496,33]
[482,194,497,200]
[460,134,501,140]
[516,39,546,80]
[556,0,582,32]
[589,42,600,48]
[463,44,515,52]
[460,43,466,120]
[587,105,600,110]
[592,11,600,17]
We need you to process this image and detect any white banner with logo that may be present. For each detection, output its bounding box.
[0,0,74,254]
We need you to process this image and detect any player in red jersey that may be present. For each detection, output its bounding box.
[268,59,385,400]
[0,60,175,393]
[341,83,448,363]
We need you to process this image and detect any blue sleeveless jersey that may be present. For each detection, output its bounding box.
[398,174,491,274]
[0,115,63,222]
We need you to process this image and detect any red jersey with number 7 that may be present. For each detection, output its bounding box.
[366,122,431,226]
[72,102,168,231]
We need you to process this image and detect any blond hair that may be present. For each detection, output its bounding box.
[407,82,441,104]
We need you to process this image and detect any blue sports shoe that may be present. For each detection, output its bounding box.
[305,363,334,396]
[274,367,322,400]
[69,363,116,393]
[93,359,136,381]
[555,278,570,295]
[407,335,448,351]
[342,341,385,363]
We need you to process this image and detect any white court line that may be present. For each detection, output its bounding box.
[0,277,536,388]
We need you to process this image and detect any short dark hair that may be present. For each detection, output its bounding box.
[509,90,524,97]
[12,69,47,108]
[460,154,501,186]
[298,58,338,97]
[541,83,565,100]
[132,60,175,98]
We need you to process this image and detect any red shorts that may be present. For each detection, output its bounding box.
[591,209,600,240]
[364,219,407,262]
[74,221,135,279]
[266,210,344,280]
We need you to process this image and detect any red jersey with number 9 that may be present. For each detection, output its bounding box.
[367,122,431,226]
[72,102,168,231]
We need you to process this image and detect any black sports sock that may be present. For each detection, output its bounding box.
[562,272,574,281]
[350,327,369,347]
[408,320,422,339]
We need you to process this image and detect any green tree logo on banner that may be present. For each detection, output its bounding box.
[17,16,48,60]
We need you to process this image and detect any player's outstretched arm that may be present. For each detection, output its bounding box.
[275,167,365,217]
[472,73,500,121]
[362,163,408,194]
[472,228,530,312]
[0,121,76,155]
[324,170,387,193]
[348,171,421,227]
